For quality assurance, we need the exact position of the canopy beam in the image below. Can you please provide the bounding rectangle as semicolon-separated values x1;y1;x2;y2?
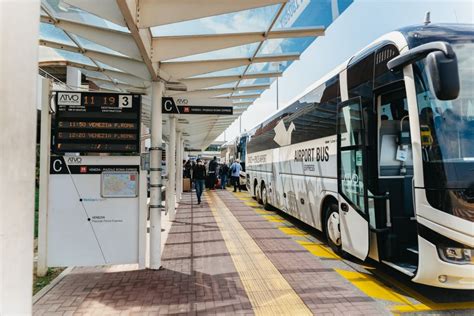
64;0;127;27
137;0;288;28
116;0;159;81
55;18;142;60
152;26;324;62
180;71;281;90
167;83;269;97
160;53;299;79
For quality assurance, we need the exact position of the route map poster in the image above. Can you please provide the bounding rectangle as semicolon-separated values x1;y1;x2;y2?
101;172;138;198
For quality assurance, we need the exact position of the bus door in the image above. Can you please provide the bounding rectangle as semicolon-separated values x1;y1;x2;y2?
337;98;370;260
376;85;417;265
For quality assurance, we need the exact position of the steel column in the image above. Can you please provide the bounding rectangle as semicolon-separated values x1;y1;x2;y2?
176;132;183;202
66;66;81;88
37;78;52;277
138;123;148;269
149;81;164;269
166;116;177;220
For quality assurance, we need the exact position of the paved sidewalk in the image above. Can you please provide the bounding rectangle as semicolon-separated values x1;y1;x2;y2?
33;190;387;315
217;192;386;316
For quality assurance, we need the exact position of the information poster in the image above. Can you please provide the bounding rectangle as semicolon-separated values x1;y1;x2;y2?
47;156;141;266
101;172;138;198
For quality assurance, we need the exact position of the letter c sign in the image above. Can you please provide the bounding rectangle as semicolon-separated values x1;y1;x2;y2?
53;159;63;173
164;100;173;112
50;157;67;174
162;97;178;113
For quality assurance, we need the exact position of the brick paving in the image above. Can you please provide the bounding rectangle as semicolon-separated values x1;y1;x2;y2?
33;190;388;315
218;192;388;316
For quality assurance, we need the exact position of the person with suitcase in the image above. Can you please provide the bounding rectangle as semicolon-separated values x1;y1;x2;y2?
207;156;218;190
219;163;229;190
230;159;242;192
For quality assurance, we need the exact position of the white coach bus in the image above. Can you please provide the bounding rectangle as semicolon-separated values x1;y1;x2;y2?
246;24;473;289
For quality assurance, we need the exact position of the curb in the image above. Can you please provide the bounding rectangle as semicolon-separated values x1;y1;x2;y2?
32;266;74;304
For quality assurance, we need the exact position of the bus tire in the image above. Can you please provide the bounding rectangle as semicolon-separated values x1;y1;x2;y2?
261;184;270;210
324;203;344;256
255;183;262;204
253;181;258;200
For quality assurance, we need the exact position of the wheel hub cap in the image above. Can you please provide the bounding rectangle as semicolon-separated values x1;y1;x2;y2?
327;212;341;246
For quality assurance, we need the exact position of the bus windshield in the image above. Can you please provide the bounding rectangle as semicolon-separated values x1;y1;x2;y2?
415;42;474;189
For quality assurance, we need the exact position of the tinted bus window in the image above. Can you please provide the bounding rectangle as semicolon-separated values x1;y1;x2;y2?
247;76;340;153
291;76;340;143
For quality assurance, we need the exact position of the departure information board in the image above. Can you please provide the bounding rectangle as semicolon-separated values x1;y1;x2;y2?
53;91;141;154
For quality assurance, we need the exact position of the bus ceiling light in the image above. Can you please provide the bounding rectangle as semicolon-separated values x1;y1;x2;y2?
387;41;460;101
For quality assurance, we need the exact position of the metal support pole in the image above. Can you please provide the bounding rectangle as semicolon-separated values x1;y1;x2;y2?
149;81;164;269
176;132;183;202
66;66;81;88
165;142;170;184
276;62;281;111
276;76;279;110
180;136;184;199
37;78;52;277
331;0;340;20
0;1;40;313
166;116;177;220
138;123;148;268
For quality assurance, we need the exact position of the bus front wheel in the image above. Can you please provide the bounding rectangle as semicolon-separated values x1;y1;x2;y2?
324;204;343;256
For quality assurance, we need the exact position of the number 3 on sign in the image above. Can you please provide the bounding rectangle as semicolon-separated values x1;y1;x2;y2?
119;95;132;108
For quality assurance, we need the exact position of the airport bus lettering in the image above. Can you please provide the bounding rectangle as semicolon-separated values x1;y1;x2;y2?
294;146;329;162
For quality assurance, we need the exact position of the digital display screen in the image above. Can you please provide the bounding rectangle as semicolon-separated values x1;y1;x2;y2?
57;121;137;130
53;92;141;154
55;143;138;152
57;132;137;140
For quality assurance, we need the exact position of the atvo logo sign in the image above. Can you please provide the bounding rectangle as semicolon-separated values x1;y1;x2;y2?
57;92;81;106
67;157;82;164
176;98;189;105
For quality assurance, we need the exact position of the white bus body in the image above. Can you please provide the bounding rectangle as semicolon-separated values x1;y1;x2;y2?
246;24;474;289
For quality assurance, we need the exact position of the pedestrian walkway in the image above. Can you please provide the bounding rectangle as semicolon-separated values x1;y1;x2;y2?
33;190;389;315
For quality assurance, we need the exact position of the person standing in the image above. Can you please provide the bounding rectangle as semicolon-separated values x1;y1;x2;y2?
184;160;192;178
219;162;229;190
230;159;242;192
192;159;206;204
208;156;218;190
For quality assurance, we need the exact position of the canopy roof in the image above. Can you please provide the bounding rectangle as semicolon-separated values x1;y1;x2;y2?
39;0;352;149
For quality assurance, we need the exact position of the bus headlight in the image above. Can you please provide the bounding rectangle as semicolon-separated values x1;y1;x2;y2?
437;246;473;264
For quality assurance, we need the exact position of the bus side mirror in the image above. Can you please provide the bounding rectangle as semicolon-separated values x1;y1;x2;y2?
387;41;460;101
426;51;460;101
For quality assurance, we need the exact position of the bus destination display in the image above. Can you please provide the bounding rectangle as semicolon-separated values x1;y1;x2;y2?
53;91;141;154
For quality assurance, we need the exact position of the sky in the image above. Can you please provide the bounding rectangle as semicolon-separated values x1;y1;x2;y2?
216;0;474;143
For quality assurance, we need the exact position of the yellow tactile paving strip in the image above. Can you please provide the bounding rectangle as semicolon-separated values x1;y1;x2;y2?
278;227;309;236
207;191;312;316
297;240;340;259
233;191;474;315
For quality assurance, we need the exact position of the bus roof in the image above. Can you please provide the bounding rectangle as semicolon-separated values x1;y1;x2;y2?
398;23;474;48
244;23;473;140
